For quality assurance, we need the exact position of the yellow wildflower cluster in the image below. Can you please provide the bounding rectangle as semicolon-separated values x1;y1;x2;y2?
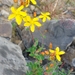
39;12;51;22
8;0;51;32
23;16;41;32
8;5;27;25
41;46;65;61
49;47;65;61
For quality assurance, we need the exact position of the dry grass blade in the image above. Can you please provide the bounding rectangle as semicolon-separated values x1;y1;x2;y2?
52;0;59;13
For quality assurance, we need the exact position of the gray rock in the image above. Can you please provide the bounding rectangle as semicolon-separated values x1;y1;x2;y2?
21;19;75;50
32;19;75;50
0;37;28;75
0;0;22;6
0;2;3;7
1;0;13;6
1;9;9;18
0;20;12;38
72;58;75;67
62;39;75;67
0;12;2;16
30;5;35;11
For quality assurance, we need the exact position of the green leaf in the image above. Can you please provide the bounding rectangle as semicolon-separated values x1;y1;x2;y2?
52;72;57;75
12;22;17;28
26;71;32;75
33;39;38;47
29;53;35;57
25;27;29;31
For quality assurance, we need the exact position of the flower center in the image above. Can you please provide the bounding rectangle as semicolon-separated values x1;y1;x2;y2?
30;20;34;25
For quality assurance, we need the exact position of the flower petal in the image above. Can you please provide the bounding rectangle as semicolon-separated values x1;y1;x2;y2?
56;55;61;61
42;17;46;22
41;12;44;15
25;0;30;7
46;12;50;15
33;17;38;21
26;16;31;21
34;22;41;27
30;25;35;32
24;23;30;26
55;47;60;52
17;5;24;11
31;0;37;5
15;15;22;25
10;6;16;13
39;15;43;18
49;50;54;53
47;16;51;20
23;18;28;22
19;11;27;16
8;14;15;20
59;51;65;55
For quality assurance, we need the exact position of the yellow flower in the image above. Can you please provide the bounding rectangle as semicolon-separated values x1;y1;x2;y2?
23;16;41;32
8;5;27;25
39;12;51;22
25;0;37;7
49;47;65;61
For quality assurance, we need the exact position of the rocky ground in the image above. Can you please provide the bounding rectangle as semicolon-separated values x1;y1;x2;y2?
0;0;75;75
0;37;28;75
0;0;75;42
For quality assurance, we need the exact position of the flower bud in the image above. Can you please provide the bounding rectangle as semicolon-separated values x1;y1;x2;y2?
13;0;18;3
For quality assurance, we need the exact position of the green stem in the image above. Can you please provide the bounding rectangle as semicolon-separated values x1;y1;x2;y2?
30;31;34;43
33;4;42;12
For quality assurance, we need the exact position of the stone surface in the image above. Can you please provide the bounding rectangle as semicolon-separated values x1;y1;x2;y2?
21;19;75;50
0;37;28;75
32;19;75;50
1;9;9;18
1;0;13;6
62;39;75;67
0;2;3;7
0;19;12;38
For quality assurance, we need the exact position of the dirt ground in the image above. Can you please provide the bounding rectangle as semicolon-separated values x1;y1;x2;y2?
39;0;75;19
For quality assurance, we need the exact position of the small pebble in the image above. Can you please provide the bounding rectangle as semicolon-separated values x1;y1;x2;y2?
1;9;9;18
0;2;3;7
0;12;2;16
